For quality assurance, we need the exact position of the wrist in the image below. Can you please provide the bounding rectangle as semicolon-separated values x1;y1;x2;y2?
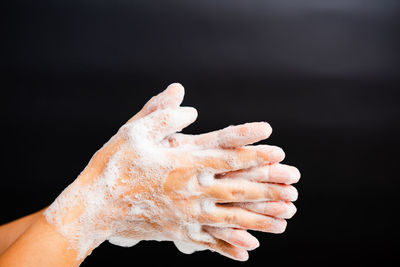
0;215;82;267
44;174;109;260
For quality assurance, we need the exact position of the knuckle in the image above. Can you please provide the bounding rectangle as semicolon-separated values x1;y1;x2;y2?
224;213;238;225
265;185;279;200
230;189;245;200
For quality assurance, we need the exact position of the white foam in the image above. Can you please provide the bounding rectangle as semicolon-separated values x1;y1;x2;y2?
185;223;214;243
108;237;140;247
201;199;216;213
44;106;220;260
174;241;207;254
197;170;215;187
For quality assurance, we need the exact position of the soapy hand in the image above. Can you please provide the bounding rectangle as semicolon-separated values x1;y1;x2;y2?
44;83;300;262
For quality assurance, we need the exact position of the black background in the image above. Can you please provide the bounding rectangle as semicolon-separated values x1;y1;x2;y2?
2;0;400;266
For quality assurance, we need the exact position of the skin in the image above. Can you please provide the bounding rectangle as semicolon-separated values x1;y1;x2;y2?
0;83;300;266
0;209;45;255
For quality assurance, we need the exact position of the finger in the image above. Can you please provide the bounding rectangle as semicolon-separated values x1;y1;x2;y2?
199;239;249;261
204;226;259;250
232;201;297;219
174;238;248;261
136;107;198;141
203;179;298;202
198;205;287;234
128;83;185;122
218;163;301;184
196;145;285;174
167;122;272;148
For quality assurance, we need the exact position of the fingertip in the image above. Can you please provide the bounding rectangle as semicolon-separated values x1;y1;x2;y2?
167;82;185;96
229;230;260;251
180;106;198;121
291;186;298;202
291;166;301;184
244;233;260;251
288;203;298;218
281;186;298;202
275;185;298;202
165;82;185;106
268;146;285;163
169;82;184;88
259;121;272;139
278;202;297;219
141;83;185;117
271;219;287;234
236;249;249;261
242;122;272;141
172;106;198;132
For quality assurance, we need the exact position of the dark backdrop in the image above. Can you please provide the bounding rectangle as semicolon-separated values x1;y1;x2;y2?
2;0;399;266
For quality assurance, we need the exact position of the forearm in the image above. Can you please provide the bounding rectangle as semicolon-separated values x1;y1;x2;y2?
0;209;45;255
0;175;101;266
0;214;87;267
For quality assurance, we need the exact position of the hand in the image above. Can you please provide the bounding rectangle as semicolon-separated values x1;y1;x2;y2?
160;86;300;259
44;83;299;261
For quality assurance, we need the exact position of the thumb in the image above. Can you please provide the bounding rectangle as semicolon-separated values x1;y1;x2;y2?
128;83;185;123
